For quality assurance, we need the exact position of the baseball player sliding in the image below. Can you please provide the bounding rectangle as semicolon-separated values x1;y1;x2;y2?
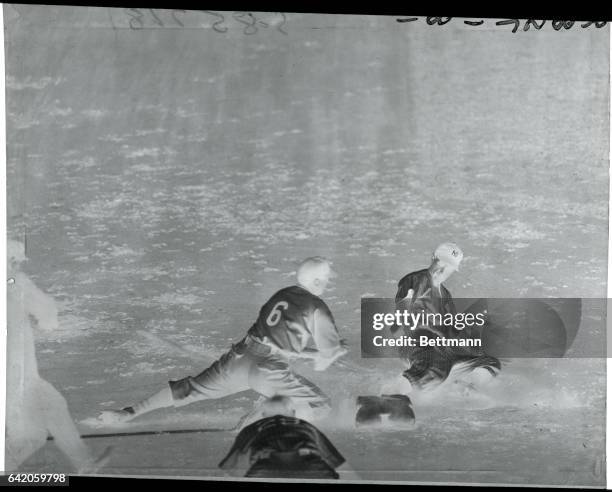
397;243;500;390
100;257;347;424
358;243;501;425
396;242;466;389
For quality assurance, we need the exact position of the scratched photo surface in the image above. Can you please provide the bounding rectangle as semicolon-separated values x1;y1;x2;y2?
4;5;608;486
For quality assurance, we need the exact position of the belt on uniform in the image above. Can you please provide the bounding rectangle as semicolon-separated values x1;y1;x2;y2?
235;335;274;357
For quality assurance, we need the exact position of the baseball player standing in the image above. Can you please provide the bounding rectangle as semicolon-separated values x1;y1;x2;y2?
6;240;110;473
100;257;347;424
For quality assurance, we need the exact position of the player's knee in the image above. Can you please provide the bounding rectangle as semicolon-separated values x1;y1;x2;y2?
168;377;207;406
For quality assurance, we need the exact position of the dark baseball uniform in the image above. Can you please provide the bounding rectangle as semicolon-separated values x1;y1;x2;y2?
168;286;342;418
395;269;499;387
248;285;341;357
395;269;458;386
395;269;457;319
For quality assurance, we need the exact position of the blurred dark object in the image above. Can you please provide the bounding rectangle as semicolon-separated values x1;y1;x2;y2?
355;394;415;427
219;414;345;479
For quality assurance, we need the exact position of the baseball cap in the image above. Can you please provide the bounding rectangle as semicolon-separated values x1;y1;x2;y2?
433;243;463;270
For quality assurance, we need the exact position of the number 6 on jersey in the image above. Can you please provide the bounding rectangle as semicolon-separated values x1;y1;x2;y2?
266;301;289;326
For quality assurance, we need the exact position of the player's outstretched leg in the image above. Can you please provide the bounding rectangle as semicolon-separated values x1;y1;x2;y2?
99;347;251;425
99;386;174;425
249;356;332;422
4;400;48;472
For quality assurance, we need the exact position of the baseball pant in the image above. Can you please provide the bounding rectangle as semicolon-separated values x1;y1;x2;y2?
168;342;331;420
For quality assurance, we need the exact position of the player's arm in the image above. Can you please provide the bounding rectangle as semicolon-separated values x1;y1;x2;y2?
396;275;431;318
310;308;347;371
420;324;447;338
393;276;418;333
395;276;415;307
312;343;348;371
444;286;458;316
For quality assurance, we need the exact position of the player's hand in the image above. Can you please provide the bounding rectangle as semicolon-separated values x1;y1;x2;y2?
313;353;340;371
331;344;348;362
313;346;347;371
313;356;330;371
400;288;414;301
